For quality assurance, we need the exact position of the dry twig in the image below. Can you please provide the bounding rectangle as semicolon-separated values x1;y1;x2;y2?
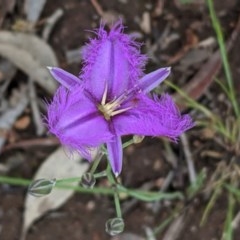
0;85;29;152
42;8;64;41
180;133;196;184
28;78;45;135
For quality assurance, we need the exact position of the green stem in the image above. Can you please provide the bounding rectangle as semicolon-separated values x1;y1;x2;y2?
122;139;135;148
0;175;183;202
90;152;104;174
57;177;81;184
0;176;31;186
223;193;235;240
114;190;122;218
55;183;114;195
106;163;116;184
207;0;240;118
153;211;178;236
94;171;107;179
0;175;114;195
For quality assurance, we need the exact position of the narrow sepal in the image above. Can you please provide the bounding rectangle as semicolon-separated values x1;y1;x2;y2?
47;67;81;90
139;67;171;93
107;136;123;176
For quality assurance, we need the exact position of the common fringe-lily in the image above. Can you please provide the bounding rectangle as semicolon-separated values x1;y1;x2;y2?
46;22;193;176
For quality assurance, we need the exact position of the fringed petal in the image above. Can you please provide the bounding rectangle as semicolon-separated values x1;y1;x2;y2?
46;86;113;159
80;22;147;100
113;94;194;141
139;67;171;93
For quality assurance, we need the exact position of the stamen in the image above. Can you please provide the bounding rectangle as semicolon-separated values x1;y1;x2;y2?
111;107;132;116
98;83;139;120
101;81;108;105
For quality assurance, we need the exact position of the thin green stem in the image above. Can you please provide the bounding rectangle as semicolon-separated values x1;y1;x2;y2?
207;0;240;118
122;139;135;149
106;163;117;184
153;211;178;236
223;193;235;240
201;183;222;226
166;80;236;142
0;176;31;186
57;177;81;184
54;183;114;195
0;175;183;202
94;171;107;179
165;80;216;119
114;190;122;218
0;175;114;195
90;152;103;174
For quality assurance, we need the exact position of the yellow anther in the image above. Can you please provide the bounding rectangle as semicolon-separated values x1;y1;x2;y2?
98;83;132;120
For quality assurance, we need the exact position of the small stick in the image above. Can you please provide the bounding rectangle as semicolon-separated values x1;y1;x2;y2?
90;0;104;16
153;0;165;17
42;8;64;41
232;211;240;230
152;171;175;213
0;85;29;152
28;78;45;135
180;133;196;184
2;137;59;152
162;213;186;240
145;226;157;240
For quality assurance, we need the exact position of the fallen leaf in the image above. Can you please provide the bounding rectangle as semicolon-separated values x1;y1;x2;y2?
0;85;29;150
200;150;222;159
24;0;47;23
179;48;211;68
174;14;240;111
0;31;58;94
167;29;199;65
14;116;30;130
21;147;89;239
140;12;151;34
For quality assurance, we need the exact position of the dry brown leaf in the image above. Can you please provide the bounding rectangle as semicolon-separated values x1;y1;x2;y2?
174;14;240;111
14;116;30;130
0;86;29;150
21;147;89;240
200;150;222;159
0;31;58;94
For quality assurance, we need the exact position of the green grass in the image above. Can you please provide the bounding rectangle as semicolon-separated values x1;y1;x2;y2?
163;1;240;239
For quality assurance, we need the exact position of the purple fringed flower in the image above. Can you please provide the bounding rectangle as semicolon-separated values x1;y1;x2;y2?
46;23;193;176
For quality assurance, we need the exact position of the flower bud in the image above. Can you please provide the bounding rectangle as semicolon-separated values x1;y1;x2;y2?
105;217;125;236
28;178;56;197
133;135;144;144
81;172;96;189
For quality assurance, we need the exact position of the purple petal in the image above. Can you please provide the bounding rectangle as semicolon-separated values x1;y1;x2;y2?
80;23;147;101
139;67;171;93
113;94;193;140
47;86;113;159
48;67;81;90
107;136;123;176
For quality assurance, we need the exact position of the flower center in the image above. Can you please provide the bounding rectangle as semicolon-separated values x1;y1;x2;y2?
98;82;132;121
